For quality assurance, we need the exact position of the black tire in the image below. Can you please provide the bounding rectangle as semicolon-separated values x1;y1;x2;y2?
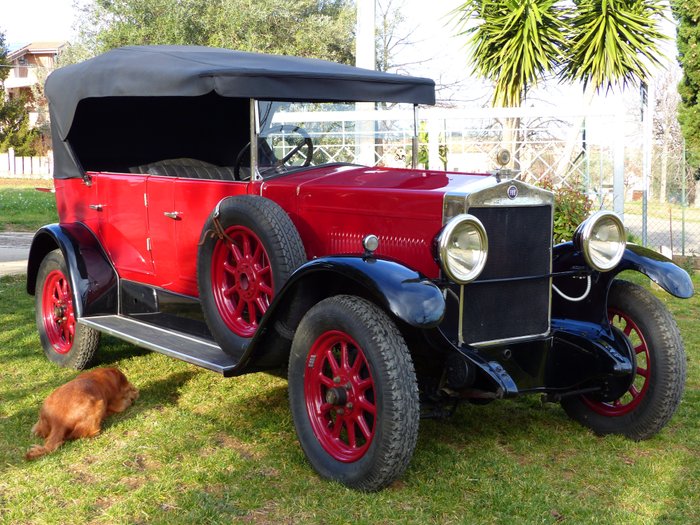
288;295;420;491
561;280;686;440
35;249;100;369
197;196;306;352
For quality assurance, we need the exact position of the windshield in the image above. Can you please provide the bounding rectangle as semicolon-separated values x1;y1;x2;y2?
254;101;418;178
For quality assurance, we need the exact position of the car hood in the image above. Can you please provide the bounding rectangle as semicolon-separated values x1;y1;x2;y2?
260;164;493;217
283;164;489;193
258;165;495;278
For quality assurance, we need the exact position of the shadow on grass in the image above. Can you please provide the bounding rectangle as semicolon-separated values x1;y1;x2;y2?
92;335;152;365
2;369;197;473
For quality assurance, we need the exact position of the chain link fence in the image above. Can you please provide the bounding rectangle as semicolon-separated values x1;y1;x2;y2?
7;104;698;261
287;104;697;261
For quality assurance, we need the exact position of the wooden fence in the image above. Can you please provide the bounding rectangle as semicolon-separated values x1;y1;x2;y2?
0;149;52;178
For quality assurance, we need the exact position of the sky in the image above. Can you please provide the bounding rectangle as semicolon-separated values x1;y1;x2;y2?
0;0;679;111
0;0;468;69
0;0;479;98
0;0;78;46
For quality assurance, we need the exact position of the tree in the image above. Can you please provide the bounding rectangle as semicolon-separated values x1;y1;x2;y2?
0;32;8;85
452;0;667;108
0;31;40;155
672;1;700;173
76;0;355;64
652;69;684;204
375;0;428;74
452;1;667;180
452;0;568;108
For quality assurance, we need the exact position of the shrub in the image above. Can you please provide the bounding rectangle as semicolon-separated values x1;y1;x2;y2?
538;177;592;244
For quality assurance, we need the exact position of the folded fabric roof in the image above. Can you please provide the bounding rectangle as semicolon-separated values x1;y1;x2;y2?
47;45;436;141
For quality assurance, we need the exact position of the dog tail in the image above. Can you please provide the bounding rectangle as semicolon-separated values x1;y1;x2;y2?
25;428;67;460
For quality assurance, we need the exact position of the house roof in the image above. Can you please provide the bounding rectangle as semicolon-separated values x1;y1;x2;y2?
7;42;66;62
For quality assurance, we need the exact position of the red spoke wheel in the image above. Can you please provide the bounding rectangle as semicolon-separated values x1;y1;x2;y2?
35;250;100;368
582;307;650;416
198;196;305;354
304;330;377;462
561;280;686;440
288;295;419;491
211;225;274;338
41;269;76;354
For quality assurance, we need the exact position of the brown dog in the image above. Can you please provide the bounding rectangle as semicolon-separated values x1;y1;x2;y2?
26;368;139;460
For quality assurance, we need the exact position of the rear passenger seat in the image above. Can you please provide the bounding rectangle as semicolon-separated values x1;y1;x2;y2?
129;158;237;180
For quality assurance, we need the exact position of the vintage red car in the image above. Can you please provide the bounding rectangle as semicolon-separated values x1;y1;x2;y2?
28;45;693;490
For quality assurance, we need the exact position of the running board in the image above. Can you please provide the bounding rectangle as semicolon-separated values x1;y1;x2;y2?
79;315;239;375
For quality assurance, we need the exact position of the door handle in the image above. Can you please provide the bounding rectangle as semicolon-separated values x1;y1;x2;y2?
89;204;104;211
164;211;181;220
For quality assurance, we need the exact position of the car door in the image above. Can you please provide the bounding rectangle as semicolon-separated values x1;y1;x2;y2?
146;175;179;289
93;172;154;280
147;176;248;297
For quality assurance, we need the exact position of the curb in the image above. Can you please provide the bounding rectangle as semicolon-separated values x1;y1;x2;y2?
0;261;27;277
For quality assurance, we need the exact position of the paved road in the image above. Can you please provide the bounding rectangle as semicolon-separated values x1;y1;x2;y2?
625;213;700;255
0;232;32;276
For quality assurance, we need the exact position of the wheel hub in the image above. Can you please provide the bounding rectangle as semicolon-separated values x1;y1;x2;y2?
596;325;638;402
303;330;376;462
235;262;258;300
42;269;76;354
325;387;349;406
53;303;65;321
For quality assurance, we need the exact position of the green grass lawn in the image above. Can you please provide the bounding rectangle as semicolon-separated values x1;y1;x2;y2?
1;272;698;524
624;199;700;224
0;181;57;231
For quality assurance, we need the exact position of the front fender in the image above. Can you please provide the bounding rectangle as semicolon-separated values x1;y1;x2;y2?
238;256;446;372
617;244;694;298
27;223;118;318
551;242;693;324
281;256;446;328
553;242;693;298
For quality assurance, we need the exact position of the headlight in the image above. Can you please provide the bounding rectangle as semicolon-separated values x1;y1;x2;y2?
574;211;626;272
437;214;488;284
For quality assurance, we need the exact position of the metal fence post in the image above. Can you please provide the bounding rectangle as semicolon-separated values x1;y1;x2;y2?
428;114;440;170
682;141;687;256
613;109;625;221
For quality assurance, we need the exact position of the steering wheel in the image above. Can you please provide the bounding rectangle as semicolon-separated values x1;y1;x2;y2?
234;125;314;180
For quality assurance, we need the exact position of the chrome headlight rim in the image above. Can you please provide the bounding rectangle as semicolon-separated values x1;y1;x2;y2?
437;214;489;284
575;210;626;272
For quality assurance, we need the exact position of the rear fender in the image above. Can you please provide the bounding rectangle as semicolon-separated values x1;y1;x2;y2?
27;223;118;318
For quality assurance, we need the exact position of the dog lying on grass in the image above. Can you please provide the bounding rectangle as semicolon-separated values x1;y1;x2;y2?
26;368;139;460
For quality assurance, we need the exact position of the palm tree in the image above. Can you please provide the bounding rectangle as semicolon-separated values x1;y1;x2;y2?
453;0;667;107
453;0;667;178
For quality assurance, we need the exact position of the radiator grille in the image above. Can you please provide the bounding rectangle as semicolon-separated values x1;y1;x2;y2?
458;205;552;344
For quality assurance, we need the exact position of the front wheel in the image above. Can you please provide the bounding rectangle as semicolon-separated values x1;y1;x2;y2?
35;249;100;368
288;295;419;491
561;280;686;440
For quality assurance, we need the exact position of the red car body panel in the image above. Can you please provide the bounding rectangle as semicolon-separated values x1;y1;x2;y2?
257;165;489;278
55;165;489;296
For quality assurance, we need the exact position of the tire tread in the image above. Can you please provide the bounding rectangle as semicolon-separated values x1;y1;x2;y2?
561;280;686;440
288;295;419;491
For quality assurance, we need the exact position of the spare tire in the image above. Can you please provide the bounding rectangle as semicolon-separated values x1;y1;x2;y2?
197;196;306;353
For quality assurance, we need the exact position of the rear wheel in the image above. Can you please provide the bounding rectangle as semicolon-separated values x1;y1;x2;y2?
35;249;100;369
561;280;686;440
288;295;419;491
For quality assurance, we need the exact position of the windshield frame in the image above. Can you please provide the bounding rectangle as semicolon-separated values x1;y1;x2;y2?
250;99;420;181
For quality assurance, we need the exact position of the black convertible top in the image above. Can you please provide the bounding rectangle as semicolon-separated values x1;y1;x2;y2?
47;46;435;179
47;45;436;142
